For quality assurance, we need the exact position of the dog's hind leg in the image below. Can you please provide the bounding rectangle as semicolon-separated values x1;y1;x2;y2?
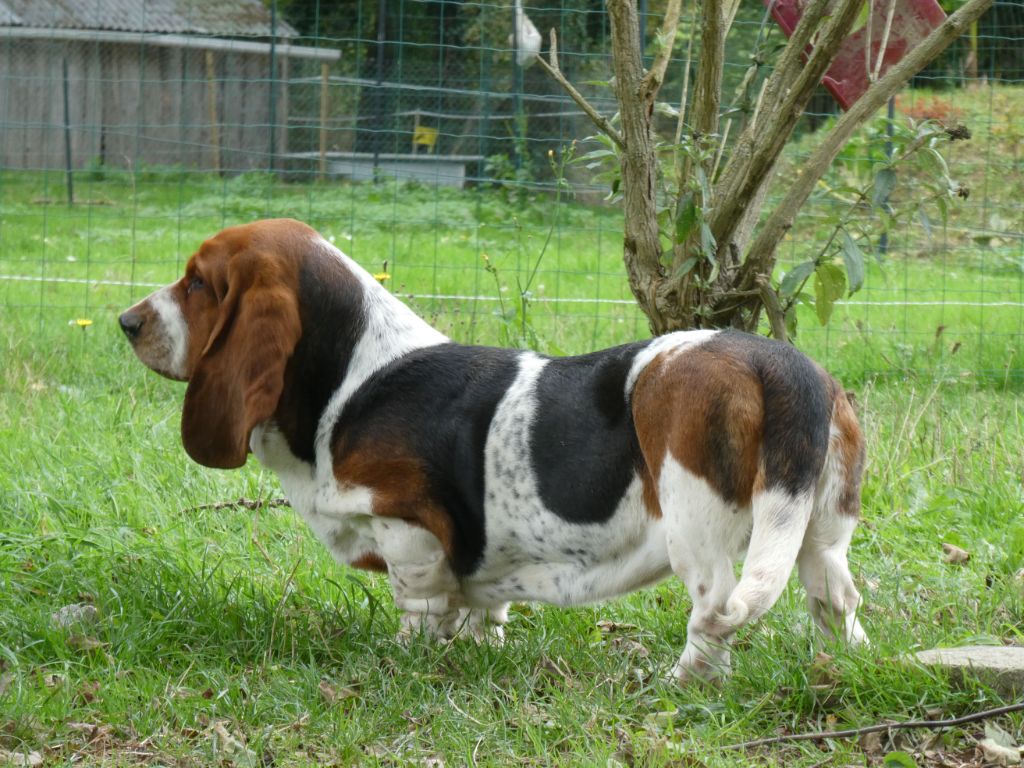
660;458;749;683
449;603;509;644
798;396;868;646
797;512;867;645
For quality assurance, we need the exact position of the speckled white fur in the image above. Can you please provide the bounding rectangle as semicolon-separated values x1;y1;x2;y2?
463;353;672;608
658;456;751;681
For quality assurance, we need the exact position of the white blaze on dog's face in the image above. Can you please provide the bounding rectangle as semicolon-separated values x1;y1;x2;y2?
119;265;219;381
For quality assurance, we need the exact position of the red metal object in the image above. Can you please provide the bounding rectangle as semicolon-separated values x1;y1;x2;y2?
765;0;948;110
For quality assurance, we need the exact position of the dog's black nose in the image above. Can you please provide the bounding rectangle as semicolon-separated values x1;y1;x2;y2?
119;310;143;340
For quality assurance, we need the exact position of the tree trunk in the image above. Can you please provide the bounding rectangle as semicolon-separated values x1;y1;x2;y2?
607;0;677;333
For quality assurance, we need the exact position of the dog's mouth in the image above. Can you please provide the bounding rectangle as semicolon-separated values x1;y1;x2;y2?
119;315;189;382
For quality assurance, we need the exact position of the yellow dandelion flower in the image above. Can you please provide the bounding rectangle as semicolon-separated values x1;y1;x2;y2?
72;318;93;328
373;272;391;283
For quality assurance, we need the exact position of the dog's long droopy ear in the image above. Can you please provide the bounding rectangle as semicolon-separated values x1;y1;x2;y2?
181;249;301;469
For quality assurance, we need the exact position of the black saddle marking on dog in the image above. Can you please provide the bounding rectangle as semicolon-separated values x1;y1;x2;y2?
529;342;651;524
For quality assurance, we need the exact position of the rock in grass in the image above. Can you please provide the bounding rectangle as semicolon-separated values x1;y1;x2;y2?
0;750;43;767
912;645;1024;696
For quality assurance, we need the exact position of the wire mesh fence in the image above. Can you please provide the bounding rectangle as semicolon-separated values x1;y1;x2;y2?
0;0;1021;384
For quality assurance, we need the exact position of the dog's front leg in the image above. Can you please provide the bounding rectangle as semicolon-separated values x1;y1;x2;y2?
371;519;460;640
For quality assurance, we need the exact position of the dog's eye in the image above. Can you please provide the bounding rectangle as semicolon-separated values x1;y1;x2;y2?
187;276;205;295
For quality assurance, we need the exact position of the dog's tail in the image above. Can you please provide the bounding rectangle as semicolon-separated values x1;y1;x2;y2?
714;487;816;632
712;339;833;634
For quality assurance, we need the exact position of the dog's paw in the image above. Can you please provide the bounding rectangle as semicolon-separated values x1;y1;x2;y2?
669;654;730;687
396;610;458;644
447;607;507;645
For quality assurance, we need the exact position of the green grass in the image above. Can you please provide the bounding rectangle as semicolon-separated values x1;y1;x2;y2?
1;84;1023;764
0;320;1022;766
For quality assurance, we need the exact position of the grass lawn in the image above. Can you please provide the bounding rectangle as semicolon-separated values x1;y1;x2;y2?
1;307;1022;766
1;85;1023;765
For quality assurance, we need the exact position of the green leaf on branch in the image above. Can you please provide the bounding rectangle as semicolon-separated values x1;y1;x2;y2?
674;257;698;278
675;193;699;244
923;146;950;178
839;229;866;294
780;261;816;298
872;167;897;208
700;222;717;261
814;262;847;325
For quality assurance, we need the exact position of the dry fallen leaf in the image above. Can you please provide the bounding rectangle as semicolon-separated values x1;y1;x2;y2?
979;739;1022;765
858;730;884;758
67;635;107;652
211;721;259;768
43;673;65;688
77;680;101;704
979;722;1023;766
608;636;650;658
809;651;839;686
319;680;359;705
597;619;639;633
941;543;970;565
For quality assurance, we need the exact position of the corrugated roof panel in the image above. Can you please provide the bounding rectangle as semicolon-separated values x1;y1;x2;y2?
0;0;296;36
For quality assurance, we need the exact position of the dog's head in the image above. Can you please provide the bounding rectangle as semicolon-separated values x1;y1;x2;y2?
119;219;312;469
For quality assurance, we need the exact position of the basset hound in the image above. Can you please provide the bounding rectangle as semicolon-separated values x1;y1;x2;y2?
120;218;868;683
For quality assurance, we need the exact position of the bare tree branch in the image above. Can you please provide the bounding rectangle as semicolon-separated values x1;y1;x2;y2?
756;275;788;342
641;0;683;97
740;0;995;288
691;0;725;140
713;0;830;209
535;29;625;150
607;0;674;331
672;0;697;184
721;701;1024;752
708;0;865;253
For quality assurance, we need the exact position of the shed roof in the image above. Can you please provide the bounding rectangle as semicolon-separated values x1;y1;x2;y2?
0;0;297;37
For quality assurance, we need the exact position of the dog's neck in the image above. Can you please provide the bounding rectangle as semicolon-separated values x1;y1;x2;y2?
269;239;448;466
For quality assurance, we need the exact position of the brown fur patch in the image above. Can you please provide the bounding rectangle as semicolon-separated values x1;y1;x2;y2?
632;346;764;509
831;384;865;517
640;466;663;518
333;444;455;558
351;552;388;572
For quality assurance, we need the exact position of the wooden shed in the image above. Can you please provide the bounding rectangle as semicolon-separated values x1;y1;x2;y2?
0;0;338;172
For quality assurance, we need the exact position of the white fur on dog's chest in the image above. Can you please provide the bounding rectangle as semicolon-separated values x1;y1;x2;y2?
251;424;380;564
